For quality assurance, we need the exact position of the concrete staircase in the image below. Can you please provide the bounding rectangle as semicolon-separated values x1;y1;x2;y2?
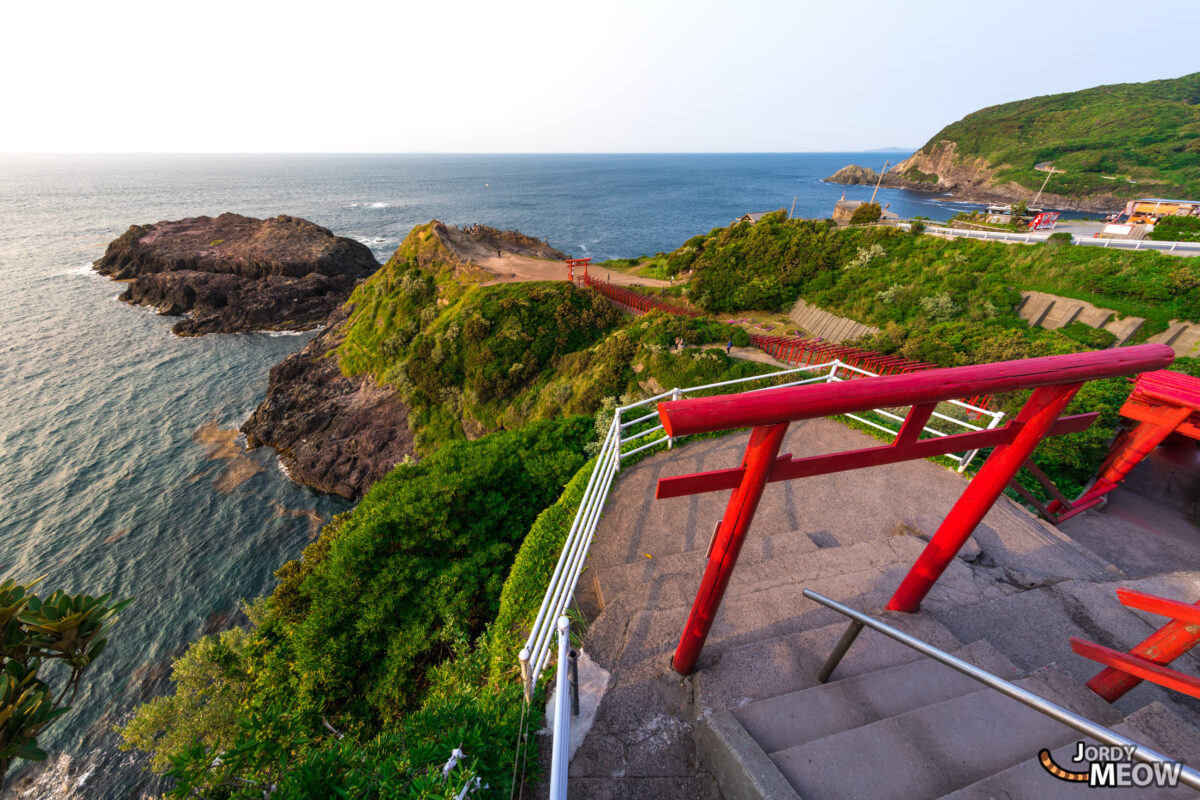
713;643;1200;799
787;298;879;343
562;421;1200;800
1016;290;1146;345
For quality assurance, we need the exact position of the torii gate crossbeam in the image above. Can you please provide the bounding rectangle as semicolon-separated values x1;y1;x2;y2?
653;345;1175;676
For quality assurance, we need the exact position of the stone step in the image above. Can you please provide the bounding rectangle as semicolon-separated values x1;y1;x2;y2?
694;614;965;715
769;665;1118;800
583;523;825;613
588;530;939;616
1019;294;1055;327
1044;300;1085;329
941;701;1200;799
1105;315;1146;345
603;532;1013;673
732;639;1020;754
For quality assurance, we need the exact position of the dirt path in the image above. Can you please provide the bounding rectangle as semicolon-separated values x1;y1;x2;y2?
477;253;671;288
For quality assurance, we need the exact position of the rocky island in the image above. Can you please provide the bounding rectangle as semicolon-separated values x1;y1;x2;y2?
94;213;378;335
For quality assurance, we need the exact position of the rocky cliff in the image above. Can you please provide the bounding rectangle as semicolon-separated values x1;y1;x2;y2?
95;213;378;334
241;304;412;499
826;73;1200;212
240;220;569;499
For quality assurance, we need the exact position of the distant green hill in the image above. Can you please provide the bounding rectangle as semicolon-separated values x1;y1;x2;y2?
829;73;1200;209
928;72;1200;199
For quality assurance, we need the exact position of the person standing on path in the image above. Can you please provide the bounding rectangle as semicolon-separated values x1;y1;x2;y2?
726;339;733;354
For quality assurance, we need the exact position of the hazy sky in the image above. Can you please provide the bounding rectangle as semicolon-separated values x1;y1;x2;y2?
4;0;1198;153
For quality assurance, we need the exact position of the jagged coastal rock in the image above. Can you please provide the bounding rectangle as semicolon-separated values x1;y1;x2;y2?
240;220;570;498
241;305;412;499
94;213;379;335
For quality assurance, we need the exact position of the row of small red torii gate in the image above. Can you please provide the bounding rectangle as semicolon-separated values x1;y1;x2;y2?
565;257;1200;704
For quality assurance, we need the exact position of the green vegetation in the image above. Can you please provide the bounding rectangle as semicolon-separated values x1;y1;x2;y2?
120;208;1200;795
848;203;882;225
918;72;1200;199
121;223;807;797
1150;215;1200;242
1;579;131;788
678;213;1199;329
122;418;592;798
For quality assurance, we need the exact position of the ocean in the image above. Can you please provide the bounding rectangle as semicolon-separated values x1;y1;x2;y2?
0;152;1000;797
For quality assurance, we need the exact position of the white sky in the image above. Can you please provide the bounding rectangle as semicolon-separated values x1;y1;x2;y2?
3;0;1198;153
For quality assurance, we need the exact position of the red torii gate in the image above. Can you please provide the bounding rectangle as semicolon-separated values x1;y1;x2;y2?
565;257;591;283
652;345;1175;675
1036;369;1200;522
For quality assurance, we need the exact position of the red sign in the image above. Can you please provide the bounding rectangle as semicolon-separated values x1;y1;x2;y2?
1029;211;1060;230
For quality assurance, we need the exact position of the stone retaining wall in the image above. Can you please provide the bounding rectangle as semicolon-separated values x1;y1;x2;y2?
788;298;878;343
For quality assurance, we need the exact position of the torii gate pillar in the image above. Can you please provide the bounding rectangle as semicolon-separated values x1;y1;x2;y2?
653;346;1174;676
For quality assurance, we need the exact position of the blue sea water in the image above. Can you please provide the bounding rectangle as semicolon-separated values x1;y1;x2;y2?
0;153;993;797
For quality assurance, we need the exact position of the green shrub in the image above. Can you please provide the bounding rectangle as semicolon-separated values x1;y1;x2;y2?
849;203;883;225
1149;215;1200;242
1059;322;1117;349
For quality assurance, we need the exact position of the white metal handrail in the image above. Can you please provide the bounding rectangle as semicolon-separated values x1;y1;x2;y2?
548;616;571;800
910;222;1200;253
519;359;1005;700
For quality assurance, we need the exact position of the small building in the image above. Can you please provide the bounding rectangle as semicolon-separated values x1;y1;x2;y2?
733;211;776;225
1123;198;1200;225
832;200;899;225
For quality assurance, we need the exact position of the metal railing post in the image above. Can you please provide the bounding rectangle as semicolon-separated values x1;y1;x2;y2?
818;619;864;683
667;388;681;449
568;649;580;716
549;616;572;800
519;648;532;704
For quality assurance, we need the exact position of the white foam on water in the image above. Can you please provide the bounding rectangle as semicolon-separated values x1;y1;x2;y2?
62;262;99;276
265;325;322;337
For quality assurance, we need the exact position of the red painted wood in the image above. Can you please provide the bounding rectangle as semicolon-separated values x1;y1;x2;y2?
655;413;1097;500
673;423;790;676
1116;589;1200;626
1084;590;1200;702
657;346;1173;438
1095;407;1194;489
888;383;1084;612
896;403;937;446
1073;638;1200;701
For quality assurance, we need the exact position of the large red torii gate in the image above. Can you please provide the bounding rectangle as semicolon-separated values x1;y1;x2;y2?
652;344;1175;676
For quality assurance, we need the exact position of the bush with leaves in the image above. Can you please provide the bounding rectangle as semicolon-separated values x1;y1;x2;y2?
848;203;883;225
1;579;131;788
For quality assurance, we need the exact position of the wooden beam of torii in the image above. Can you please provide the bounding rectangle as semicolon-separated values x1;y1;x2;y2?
651;345;1175;676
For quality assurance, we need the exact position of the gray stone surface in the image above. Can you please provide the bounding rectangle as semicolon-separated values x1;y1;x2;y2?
695;710;800;800
769;668;1105;800
555;416;1200;799
732;639;1019;754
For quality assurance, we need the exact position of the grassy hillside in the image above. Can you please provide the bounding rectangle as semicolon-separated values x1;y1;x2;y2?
338;224;766;452
675;212;1200;333
920;72;1200;199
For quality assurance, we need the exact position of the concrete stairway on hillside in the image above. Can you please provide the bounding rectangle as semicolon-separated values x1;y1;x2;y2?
563;422;1200;800
707;641;1200;799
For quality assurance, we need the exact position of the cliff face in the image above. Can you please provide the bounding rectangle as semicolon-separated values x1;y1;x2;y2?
826;72;1200;212
241;305;412;499
95;213;378;334
241;220;572;499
